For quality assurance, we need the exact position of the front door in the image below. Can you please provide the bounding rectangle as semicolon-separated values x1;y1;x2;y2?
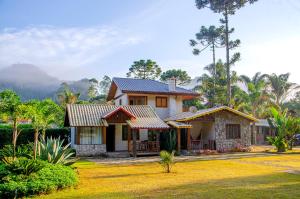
106;125;115;152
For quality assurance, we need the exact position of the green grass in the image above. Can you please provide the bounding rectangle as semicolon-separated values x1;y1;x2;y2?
36;154;300;199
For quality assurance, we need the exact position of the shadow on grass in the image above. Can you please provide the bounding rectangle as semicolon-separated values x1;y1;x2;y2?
54;172;300;199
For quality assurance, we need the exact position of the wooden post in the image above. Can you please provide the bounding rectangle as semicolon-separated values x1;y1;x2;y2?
187;128;191;151
102;126;106;144
76;127;80;145
132;129;137;158
177;128;181;153
128;126;131;152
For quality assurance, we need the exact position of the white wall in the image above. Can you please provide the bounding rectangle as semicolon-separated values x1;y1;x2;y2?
71;127;75;148
114;92;183;119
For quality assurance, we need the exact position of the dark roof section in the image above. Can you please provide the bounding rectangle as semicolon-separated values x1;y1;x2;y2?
107;77;199;100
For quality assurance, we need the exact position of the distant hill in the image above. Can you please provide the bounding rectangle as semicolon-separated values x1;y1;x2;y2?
0;64;61;100
0;64;95;101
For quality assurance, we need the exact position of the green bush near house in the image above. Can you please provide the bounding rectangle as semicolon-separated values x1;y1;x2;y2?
0;162;78;198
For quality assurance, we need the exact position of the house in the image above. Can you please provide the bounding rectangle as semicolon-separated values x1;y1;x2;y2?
65;77;258;156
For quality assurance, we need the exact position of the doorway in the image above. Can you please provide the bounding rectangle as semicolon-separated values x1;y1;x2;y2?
106;125;115;152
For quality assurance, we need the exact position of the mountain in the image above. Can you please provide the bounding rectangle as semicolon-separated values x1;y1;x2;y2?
0;64;97;101
0;64;61;100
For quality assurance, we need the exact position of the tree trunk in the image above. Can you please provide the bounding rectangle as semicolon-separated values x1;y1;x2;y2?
12;120;18;159
212;42;216;107
42;128;46;140
33;129;39;160
224;8;231;106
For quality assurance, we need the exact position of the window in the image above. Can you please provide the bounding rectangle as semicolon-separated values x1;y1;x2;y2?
148;130;158;141
119;99;122;105
79;127;102;144
122;125;139;141
156;97;168;108
129;96;147;105
226;124;241;139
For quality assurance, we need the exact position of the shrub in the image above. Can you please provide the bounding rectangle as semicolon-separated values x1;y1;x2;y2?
159;150;175;173
0;144;33;162
38;137;76;166
5;158;45;176
0;162;78;198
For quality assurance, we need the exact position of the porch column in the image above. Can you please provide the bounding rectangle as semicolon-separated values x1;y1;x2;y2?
177;128;181;153
187;128;191;151
128;126;131;152
102;126;106;144
132;129;137;158
76;127;80;144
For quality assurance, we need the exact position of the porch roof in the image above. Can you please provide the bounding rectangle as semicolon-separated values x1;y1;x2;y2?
165;106;258;122
167;121;192;129
65;104;169;129
127;118;169;129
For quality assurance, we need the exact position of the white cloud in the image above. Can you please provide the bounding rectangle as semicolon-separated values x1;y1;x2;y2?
0;25;144;78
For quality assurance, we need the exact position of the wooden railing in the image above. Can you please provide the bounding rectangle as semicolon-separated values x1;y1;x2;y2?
191;140;216;150
130;141;160;153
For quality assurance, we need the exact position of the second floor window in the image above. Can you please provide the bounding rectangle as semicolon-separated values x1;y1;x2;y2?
129;96;147;105
156;97;168;108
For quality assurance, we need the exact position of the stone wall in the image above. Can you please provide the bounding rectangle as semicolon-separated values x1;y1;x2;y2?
214;111;251;151
74;144;106;156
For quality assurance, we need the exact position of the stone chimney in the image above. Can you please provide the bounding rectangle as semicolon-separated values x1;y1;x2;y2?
168;77;176;92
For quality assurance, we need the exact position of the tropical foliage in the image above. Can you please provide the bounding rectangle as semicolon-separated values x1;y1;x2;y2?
267;108;300;152
195;0;258;104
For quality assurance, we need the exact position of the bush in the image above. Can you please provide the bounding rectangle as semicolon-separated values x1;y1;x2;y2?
0;162;78;198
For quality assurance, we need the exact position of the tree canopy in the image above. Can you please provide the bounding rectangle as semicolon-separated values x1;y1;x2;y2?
160;69;191;86
127;59;162;80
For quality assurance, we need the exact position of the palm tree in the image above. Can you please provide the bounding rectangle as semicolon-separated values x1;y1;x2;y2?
265;73;300;107
239;72;270;117
196;60;240;107
57;83;80;107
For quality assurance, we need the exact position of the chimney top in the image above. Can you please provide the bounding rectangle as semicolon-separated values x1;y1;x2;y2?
168;77;176;91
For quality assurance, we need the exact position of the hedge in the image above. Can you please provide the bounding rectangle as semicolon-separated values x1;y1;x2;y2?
0;127;70;148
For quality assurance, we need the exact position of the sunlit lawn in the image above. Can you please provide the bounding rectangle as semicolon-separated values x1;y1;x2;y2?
36;154;300;199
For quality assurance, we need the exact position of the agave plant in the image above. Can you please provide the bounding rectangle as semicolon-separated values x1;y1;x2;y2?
38;137;76;166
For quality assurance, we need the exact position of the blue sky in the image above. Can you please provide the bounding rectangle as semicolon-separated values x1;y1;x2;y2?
0;0;300;83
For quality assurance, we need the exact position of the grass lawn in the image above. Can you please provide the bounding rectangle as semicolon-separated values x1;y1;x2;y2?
36;154;300;199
